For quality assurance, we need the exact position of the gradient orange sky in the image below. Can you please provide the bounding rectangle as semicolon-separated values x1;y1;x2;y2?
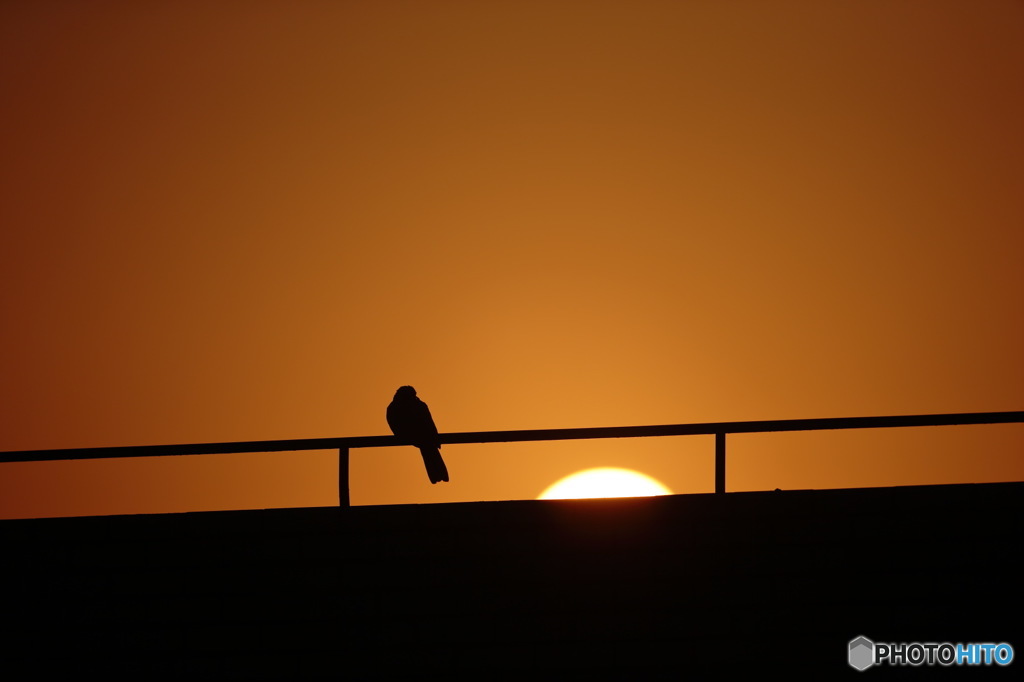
2;1;1022;519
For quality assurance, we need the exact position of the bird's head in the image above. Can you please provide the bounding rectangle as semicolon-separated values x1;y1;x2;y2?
394;385;417;400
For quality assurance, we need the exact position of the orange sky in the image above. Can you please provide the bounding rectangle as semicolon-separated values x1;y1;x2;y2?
2;1;1022;519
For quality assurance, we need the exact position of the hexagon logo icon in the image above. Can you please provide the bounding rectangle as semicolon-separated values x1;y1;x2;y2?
849;636;874;671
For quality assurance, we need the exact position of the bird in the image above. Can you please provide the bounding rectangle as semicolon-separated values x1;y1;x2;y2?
386;385;449;484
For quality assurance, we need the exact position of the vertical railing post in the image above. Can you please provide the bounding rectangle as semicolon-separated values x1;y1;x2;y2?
339;447;350;507
715;433;726;494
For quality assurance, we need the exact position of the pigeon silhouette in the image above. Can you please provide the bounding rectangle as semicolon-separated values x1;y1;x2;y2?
386;386;449;484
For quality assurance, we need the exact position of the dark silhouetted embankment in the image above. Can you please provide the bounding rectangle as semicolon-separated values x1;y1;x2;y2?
4;482;1021;678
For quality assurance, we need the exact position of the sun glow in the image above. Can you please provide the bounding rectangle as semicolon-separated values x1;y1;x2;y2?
537;467;672;500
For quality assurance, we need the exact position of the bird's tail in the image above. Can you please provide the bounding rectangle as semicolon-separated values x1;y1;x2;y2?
418;446;449;484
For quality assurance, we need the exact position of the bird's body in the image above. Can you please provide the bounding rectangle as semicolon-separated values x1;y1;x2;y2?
387;386;449;484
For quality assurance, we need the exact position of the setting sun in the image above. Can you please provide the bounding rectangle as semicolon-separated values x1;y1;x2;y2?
538;468;673;500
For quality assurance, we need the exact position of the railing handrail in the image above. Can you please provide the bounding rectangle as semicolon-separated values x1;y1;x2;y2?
2;410;1021;463
3;410;1022;505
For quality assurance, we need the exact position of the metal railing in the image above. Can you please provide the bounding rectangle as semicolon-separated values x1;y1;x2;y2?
1;410;1021;506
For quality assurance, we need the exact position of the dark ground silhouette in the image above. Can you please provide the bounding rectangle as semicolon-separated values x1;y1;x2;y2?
4;483;1022;677
387;385;449;484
